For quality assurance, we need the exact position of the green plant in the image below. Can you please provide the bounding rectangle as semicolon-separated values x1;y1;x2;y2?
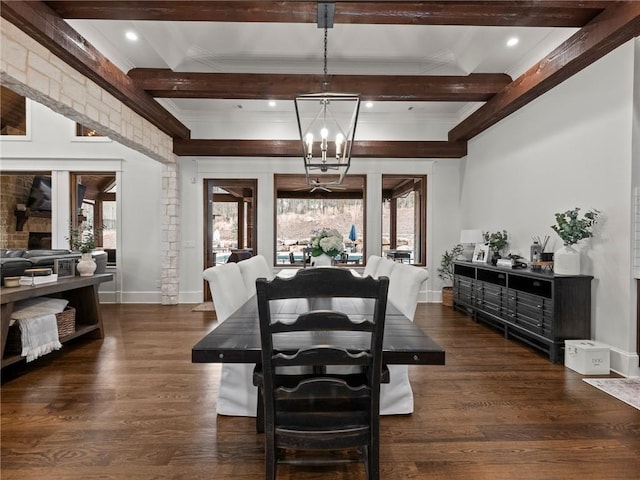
437;244;464;285
68;223;102;253
483;230;508;254
551;208;600;246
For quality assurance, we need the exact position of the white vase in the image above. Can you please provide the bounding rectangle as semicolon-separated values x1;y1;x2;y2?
76;252;97;276
554;245;580;275
312;253;334;267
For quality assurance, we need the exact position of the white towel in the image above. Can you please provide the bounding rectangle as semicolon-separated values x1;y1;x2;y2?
19;314;62;362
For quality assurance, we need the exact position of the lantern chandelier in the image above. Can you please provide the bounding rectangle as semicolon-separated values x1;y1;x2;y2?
294;2;360;188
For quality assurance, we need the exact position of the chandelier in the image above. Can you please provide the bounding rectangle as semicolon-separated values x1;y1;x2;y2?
294;2;360;187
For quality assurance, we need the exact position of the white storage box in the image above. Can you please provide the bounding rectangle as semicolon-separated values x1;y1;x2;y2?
564;340;610;375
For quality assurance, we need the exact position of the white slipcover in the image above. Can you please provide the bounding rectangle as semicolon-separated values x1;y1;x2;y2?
362;255;382;278
203;263;257;417
374;257;396;279
238;255;274;298
381;263;429;415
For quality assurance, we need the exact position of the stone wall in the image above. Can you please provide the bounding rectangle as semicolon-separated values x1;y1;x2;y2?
0;174;51;249
1;18;180;304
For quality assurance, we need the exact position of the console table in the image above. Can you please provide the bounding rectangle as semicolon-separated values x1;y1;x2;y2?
453;261;592;362
1;273;112;368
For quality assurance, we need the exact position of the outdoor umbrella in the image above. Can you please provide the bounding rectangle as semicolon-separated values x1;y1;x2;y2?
349;224;357;242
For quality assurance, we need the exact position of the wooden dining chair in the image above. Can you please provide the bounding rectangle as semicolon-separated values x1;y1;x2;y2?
253;268;389;480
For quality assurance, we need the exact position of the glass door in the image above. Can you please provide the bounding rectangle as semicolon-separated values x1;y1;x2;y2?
204;179;257;301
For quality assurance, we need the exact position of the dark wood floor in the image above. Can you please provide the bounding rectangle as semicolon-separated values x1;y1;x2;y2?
1;303;639;479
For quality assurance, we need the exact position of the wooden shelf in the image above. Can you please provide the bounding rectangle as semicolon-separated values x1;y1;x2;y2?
1;274;113;371
1;324;101;368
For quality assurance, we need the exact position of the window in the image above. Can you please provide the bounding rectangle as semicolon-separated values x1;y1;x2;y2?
382;175;427;265
71;173;117;265
75;123;105;137
1;86;27;136
275;174;365;265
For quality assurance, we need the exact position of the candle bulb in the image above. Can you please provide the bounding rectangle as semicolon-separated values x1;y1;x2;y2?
335;133;344;159
305;133;313;157
320;128;328;152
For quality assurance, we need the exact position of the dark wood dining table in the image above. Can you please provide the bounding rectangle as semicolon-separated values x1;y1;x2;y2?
192;296;446;366
192;295;445;431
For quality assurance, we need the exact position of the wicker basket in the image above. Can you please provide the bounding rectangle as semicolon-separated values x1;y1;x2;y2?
442;286;454;308
6;306;76;353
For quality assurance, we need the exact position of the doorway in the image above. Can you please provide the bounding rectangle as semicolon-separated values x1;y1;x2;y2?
203;179;257;301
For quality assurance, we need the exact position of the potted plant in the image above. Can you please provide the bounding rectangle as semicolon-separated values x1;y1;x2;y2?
437;244;464;307
483;230;508;265
551;207;600;275
68;223;102;276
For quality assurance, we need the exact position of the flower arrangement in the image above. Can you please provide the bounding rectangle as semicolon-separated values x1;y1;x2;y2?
68;223;102;254
310;228;343;258
551;207;600;246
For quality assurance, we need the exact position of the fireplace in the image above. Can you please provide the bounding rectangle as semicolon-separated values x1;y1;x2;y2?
28;232;52;250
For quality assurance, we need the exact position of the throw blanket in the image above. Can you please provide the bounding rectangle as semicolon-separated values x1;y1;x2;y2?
19;314;62;362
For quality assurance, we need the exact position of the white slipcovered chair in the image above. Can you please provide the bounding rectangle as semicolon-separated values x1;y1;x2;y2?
238;254;274;297
362;254;382;278
374;256;396;279
380;262;429;415
203;262;257;417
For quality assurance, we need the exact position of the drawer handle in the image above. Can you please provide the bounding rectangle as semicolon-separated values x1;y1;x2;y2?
537;304;543;308
532;281;541;287
498;274;505;280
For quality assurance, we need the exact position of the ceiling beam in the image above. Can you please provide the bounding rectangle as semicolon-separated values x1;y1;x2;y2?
45;1;609;27
173;139;467;158
128;70;511;102
1;0;190;140
449;1;640;142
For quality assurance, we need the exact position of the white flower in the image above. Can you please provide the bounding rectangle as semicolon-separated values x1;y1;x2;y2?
310;228;344;257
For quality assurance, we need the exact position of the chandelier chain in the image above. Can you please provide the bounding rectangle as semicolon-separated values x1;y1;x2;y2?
323;5;328;76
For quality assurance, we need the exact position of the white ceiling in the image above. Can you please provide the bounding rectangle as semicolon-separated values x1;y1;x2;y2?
66;19;578;139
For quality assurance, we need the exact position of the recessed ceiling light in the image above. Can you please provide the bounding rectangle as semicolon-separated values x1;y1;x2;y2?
268;100;276;107
506;37;519;47
365;101;374;108
125;31;138;42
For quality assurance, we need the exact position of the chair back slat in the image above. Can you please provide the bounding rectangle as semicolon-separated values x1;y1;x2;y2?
273;346;372;367
271;310;373;333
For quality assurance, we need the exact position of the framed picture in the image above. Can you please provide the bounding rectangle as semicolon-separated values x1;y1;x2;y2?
54;258;76;278
472;243;490;263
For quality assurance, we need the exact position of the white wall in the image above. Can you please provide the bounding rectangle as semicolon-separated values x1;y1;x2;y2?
1;101;165;303
177;156;463;304
459;40;638;377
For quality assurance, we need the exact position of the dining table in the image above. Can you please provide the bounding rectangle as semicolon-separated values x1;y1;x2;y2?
192;295;445;367
192;294;445;430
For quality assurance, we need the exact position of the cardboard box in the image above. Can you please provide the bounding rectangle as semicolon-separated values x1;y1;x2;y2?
564;340;610;375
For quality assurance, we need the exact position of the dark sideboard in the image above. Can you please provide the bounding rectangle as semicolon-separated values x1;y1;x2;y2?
453;261;592;363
